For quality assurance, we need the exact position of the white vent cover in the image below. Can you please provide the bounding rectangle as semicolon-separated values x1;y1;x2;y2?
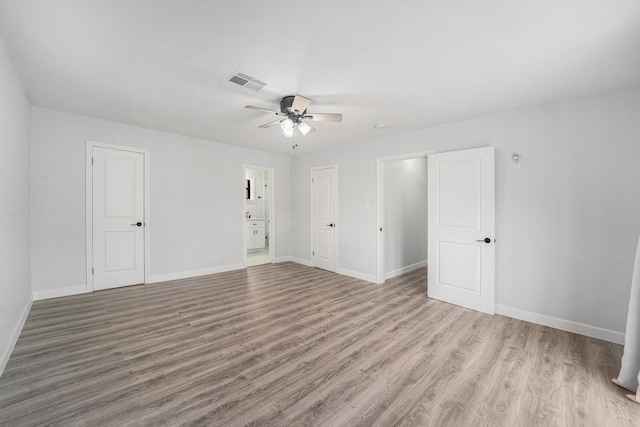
223;71;267;93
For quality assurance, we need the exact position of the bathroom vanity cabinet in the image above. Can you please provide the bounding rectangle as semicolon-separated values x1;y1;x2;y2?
246;219;265;250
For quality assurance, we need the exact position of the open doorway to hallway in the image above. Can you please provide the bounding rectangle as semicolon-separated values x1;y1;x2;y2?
376;151;432;284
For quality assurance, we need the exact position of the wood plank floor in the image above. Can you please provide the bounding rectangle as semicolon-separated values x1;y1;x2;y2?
1;262;639;426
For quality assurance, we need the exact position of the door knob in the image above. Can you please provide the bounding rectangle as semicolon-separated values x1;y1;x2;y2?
131;222;142;227
326;223;334;227
476;237;491;244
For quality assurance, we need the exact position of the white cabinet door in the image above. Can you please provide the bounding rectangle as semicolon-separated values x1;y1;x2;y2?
427;147;495;314
254;226;265;249
246;221;265;250
247;227;256;250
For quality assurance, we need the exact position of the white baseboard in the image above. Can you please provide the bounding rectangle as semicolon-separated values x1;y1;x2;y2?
148;263;246;284
290;257;376;283
495;304;624;345
336;267;378;284
384;260;427;280
291;257;313;267
275;256;293;263
33;264;249;299
33;284;89;301
1;293;33;377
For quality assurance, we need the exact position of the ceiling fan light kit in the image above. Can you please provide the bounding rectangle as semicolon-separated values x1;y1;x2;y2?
297;120;312;136
282;127;294;138
245;95;342;141
280;118;294;130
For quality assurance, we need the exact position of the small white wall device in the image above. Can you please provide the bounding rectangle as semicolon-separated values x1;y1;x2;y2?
512;153;521;168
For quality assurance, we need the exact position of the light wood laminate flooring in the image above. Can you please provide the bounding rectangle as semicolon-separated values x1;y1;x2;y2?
1;263;639;426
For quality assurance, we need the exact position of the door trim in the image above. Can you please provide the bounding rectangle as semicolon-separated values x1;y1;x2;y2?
376;151;433;284
243;165;276;266
85;141;150;292
310;165;338;271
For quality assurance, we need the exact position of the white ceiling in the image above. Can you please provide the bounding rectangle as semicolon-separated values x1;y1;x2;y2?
1;1;639;155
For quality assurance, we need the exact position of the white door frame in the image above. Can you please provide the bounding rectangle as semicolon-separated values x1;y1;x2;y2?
310;165;338;271
243;165;276;265
85;141;150;292
376;150;434;284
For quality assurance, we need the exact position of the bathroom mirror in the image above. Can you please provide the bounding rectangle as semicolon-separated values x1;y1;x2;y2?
246;179;255;200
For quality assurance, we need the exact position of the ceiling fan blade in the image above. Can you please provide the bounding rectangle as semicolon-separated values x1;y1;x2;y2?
305;113;343;122
291;95;312;114
258;119;283;128
245;105;279;114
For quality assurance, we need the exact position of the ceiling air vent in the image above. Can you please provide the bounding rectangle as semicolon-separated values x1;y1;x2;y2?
223;71;267;93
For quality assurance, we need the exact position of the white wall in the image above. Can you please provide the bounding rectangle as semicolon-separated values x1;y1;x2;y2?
31;108;291;294
384;158;428;277
291;85;640;338
0;38;32;374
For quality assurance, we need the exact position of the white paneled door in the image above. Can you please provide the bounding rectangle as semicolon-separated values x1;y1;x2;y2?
312;166;337;272
92;146;145;290
427;147;495;314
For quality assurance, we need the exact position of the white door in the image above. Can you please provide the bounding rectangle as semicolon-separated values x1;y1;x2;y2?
92;147;145;290
427;147;495;314
312;166;337;272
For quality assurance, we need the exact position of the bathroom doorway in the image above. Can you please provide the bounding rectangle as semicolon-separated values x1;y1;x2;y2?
244;166;275;267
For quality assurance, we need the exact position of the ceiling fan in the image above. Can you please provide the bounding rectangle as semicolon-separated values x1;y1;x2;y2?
245;95;342;138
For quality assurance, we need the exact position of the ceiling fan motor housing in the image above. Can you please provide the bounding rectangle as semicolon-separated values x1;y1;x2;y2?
280;95;306;117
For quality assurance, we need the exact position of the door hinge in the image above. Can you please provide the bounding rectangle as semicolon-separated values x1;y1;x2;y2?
91;158;94;165
92;268;94;275
312;178;314;184
312;251;315;256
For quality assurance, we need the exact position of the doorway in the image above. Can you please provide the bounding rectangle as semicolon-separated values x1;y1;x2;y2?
86;141;149;291
376;151;432;284
244;166;275;267
376;147;496;315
